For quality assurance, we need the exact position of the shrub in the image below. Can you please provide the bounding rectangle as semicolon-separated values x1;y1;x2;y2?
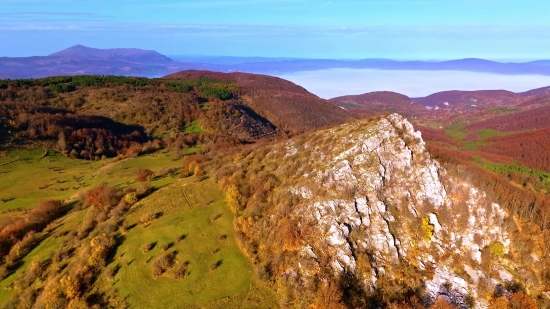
136;183;153;197
489;296;510;309
489;241;505;257
172;262;189;280
140;212;160;227
109;201;129;219
124;193;138;205
84;183;119;210
420;217;435;242
151;252;176;278
509;291;537;309
209;259;223;271
225;185;242;213
33;200;64;222
141;242;155;253
135;168;154;182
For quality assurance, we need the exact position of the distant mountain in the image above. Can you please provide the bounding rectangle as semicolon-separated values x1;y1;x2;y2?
224;57;550;75
50;45;173;62
168;55;301;65
412;90;520;107
3;45;550;79
332;88;541;112
0;45;220;78
330;85;550;130
330;91;422;117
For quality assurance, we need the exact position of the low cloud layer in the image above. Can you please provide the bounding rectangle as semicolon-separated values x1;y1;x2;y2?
277;69;550;98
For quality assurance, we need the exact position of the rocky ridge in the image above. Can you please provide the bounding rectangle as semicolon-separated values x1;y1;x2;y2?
229;114;546;308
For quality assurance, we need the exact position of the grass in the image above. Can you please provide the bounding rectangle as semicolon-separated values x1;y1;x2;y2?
0;148;277;308
0;149;191;213
458;129;506;151
444;123;467;142
0;208;88;304
461;141;489;151
478;129;505;139
475;158;550;188
112;177;277;308
184;120;204;133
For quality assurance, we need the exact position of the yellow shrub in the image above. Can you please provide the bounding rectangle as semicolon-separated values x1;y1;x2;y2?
225;185;241;213
125;193;138;204
420;217;434;242
489;241;505;257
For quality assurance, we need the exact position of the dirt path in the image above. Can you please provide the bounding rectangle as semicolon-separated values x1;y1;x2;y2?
90;158;129;179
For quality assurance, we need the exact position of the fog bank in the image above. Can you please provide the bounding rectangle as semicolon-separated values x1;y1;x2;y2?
277;69;550;98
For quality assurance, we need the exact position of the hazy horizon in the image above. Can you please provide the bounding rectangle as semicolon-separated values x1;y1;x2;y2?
277;69;550;99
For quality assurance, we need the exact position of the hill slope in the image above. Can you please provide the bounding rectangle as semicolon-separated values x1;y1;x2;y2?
218;114;550;308
165;71;356;135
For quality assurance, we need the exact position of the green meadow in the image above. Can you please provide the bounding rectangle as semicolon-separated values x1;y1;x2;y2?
0;149;277;308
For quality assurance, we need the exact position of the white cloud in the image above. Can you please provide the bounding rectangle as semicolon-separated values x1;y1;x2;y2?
277;68;550;98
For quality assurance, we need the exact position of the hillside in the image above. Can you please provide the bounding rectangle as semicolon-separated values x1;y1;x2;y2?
2;72;550;308
412;90;520;108
0;75;276;157
0;73;353;151
216;114;550;308
165;71;356;135
331;86;550;179
1;72;337;308
331;91;423;117
0;73;354;152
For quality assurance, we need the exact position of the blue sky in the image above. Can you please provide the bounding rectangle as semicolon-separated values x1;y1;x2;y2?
1;0;549;59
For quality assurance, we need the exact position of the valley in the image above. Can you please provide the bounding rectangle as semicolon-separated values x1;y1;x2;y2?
0;71;549;308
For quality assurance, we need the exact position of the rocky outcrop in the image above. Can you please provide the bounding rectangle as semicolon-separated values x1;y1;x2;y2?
229;114;545;308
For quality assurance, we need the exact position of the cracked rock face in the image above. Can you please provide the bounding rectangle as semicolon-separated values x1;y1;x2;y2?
235;114;536;309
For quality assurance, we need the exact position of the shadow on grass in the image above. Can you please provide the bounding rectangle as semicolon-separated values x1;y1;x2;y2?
0;197;15;203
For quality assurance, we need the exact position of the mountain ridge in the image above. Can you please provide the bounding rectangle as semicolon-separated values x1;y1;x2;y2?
4;45;550;78
49;45;173;62
219;113;548;308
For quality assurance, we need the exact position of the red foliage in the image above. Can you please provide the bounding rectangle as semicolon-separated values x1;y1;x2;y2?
84;183;119;210
429;144;550;227
0;200;64;258
417;126;461;147
165;71;356;135
135;168;154;182
480;128;550;171
468;105;550;132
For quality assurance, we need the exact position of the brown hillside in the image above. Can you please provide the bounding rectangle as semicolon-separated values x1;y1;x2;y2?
479;128;550;171
330;91;423;117
164;71;356;135
468;104;550;131
331;91;412;106
413;90;520;107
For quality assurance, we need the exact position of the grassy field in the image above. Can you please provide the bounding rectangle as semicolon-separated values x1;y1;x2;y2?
0;148;278;308
444;123;467;141
478;129;505;139
460;141;489;151
112;178;277;308
0;148;195;214
184;120;204;133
